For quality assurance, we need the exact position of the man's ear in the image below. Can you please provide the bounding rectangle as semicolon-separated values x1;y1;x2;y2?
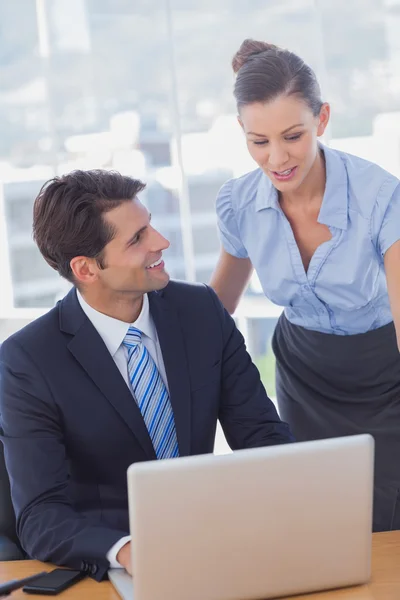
70;256;99;286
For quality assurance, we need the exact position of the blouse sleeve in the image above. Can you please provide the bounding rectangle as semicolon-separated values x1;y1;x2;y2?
375;182;400;258
215;180;249;259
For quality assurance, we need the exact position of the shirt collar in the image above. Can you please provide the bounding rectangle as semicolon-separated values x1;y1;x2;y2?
255;143;349;230
77;291;157;357
317;144;348;230
255;172;279;211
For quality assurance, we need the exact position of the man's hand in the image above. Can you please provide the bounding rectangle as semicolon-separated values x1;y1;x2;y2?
116;541;132;575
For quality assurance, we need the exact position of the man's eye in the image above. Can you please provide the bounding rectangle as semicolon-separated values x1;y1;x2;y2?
130;235;140;245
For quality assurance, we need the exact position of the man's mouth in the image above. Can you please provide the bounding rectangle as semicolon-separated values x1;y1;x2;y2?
146;257;163;269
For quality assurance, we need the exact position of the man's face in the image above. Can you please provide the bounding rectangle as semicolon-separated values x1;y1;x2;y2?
94;198;170;296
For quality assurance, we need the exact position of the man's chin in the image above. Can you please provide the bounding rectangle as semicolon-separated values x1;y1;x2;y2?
148;270;170;291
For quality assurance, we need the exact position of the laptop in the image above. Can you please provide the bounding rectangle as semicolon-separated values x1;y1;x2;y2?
109;434;374;600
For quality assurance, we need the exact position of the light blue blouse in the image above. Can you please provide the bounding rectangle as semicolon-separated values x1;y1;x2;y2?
216;144;400;335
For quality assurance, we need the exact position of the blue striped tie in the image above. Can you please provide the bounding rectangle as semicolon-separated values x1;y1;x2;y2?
123;326;179;459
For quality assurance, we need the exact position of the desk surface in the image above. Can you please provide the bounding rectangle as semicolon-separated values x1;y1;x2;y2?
0;531;399;599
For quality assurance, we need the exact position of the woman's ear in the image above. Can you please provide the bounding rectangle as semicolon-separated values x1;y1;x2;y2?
317;103;330;137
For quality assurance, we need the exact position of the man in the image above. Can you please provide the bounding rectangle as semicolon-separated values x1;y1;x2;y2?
0;170;293;581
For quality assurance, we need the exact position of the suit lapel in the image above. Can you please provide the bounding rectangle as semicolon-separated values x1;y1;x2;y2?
149;291;191;456
59;289;156;459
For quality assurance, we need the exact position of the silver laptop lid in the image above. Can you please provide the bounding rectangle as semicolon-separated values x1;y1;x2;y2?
128;435;373;600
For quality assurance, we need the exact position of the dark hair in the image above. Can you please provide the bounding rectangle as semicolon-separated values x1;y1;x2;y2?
232;39;323;115
33;169;146;283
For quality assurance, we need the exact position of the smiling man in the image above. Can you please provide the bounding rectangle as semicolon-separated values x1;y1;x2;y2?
0;170;293;580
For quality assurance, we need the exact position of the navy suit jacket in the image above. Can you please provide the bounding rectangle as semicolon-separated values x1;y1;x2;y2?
0;281;293;580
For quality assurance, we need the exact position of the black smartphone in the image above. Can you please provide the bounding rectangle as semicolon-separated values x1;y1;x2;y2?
22;568;85;595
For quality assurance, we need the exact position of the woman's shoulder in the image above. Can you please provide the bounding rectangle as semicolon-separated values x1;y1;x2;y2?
335;147;396;177
333;147;399;191
217;167;268;211
328;146;400;216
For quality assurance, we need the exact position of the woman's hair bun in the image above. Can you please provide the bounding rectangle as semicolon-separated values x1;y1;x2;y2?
232;39;278;74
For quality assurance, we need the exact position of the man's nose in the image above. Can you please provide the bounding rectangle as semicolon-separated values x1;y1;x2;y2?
151;228;170;251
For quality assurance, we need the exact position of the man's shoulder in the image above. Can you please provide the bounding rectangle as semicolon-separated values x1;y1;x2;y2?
1;304;61;359
154;280;224;319
152;281;227;344
158;280;215;305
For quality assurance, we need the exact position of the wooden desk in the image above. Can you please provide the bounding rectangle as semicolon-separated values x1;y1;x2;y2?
0;531;399;599
0;560;120;600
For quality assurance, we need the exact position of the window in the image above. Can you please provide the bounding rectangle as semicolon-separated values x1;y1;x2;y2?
1;0;399;401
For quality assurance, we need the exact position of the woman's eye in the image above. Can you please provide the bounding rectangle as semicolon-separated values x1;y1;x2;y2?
253;140;268;146
285;133;302;141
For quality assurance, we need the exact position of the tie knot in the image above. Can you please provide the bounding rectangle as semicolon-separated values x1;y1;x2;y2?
123;326;142;349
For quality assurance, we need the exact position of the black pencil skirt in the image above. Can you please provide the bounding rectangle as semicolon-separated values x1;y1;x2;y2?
272;313;400;532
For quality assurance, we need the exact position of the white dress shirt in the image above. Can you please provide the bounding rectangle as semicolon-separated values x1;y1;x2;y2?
77;291;169;568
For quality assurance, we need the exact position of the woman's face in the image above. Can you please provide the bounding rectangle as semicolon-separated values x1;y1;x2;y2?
239;95;330;193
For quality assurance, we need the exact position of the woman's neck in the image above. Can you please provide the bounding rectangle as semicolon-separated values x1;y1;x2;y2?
280;148;326;209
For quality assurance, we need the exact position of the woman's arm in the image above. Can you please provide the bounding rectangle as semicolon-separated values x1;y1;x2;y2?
210;248;253;315
384;239;400;351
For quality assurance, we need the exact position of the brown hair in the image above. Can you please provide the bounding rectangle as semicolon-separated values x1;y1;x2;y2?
33;169;146;283
232;39;323;115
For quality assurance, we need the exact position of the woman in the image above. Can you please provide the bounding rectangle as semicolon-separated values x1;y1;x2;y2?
210;39;400;532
